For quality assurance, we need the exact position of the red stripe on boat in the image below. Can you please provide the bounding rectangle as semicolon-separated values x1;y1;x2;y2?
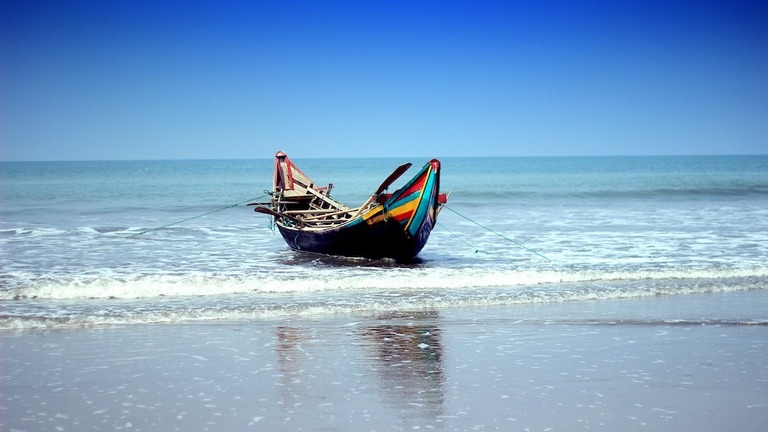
397;178;426;198
392;211;414;223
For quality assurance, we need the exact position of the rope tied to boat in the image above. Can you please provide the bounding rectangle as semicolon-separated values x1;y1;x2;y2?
437;221;480;254
442;205;551;261
126;194;270;238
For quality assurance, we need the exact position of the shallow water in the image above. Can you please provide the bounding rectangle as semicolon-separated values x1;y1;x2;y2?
1;156;767;329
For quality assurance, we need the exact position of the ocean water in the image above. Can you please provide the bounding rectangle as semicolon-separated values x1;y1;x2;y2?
1;155;767;329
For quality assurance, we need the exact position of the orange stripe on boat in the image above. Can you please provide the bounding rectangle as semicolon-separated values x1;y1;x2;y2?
389;200;418;221
362;198;420;226
392;211;414;223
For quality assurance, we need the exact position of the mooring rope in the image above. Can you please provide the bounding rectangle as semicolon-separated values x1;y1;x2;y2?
125;194;269;239
442;205;551;261
437;221;481;254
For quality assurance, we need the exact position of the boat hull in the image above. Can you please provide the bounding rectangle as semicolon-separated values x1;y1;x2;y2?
267;155;444;261
276;214;435;261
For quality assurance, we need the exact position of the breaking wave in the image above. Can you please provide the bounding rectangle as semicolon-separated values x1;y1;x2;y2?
2;266;767;301
2;266;766;330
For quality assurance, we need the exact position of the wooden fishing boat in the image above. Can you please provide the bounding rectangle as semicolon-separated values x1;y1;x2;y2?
252;151;448;261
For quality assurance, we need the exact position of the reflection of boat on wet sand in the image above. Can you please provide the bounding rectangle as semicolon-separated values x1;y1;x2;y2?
362;312;445;414
273;312;445;419
251;151;448;261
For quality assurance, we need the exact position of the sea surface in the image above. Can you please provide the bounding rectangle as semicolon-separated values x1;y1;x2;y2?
1;155;767;329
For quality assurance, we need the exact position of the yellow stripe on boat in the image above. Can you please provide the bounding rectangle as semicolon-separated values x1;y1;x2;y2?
362;198;420;226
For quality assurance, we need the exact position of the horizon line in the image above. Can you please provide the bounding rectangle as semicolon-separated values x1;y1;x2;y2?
2;153;768;163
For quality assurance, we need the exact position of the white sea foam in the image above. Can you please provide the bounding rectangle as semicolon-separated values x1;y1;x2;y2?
3;266;766;301
0;227;69;237
3;282;767;330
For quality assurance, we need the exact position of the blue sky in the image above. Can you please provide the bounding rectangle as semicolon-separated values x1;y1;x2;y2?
2;0;767;160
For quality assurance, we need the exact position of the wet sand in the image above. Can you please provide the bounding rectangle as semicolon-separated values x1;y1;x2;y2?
2;290;767;431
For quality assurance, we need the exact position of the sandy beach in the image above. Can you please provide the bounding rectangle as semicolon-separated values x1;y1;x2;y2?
2;289;767;432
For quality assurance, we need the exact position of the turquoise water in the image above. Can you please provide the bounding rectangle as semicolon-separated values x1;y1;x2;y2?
1;155;767;328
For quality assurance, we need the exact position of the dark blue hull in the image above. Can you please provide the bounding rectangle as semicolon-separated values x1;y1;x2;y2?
277;215;435;261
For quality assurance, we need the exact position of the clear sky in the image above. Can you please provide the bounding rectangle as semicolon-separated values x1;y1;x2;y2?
2;0;767;160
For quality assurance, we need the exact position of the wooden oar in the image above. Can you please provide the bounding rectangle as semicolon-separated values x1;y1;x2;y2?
253;206;304;226
375;163;412;195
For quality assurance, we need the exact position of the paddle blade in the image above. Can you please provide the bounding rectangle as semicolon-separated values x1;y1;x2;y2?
375;163;412;195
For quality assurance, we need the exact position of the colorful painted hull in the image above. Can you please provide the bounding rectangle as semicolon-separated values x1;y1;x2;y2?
270;157;445;261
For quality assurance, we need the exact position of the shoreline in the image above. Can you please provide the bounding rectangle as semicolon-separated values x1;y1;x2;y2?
2;290;767;431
